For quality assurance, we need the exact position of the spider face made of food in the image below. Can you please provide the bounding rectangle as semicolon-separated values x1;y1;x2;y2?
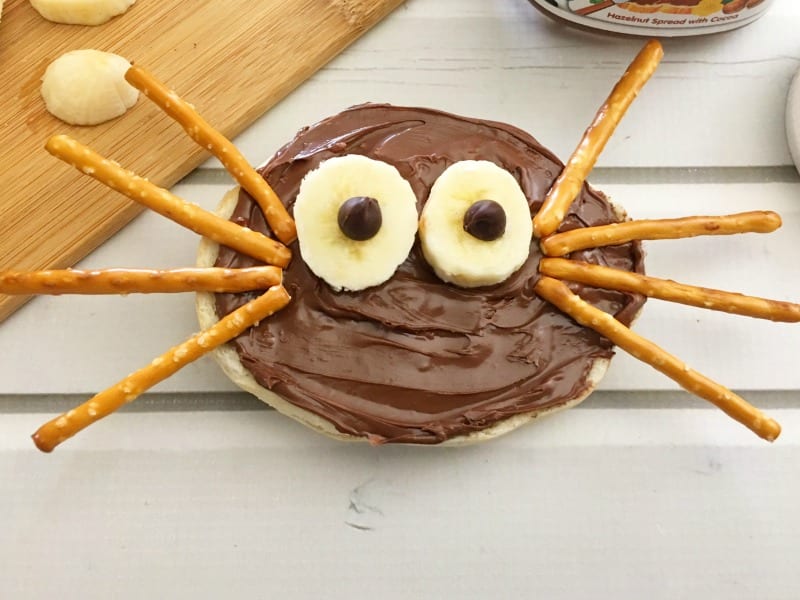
28;40;790;452
200;104;645;445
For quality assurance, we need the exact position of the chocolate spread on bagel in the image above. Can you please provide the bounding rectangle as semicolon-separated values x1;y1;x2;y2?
212;104;645;444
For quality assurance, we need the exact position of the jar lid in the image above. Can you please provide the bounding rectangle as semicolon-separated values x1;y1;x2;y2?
788;68;800;176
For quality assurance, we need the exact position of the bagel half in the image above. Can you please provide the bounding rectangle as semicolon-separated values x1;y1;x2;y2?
196;105;645;445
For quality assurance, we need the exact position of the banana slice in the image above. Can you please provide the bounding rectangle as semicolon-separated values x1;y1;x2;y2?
29;0;135;25
41;50;139;126
294;155;419;292
419;160;532;288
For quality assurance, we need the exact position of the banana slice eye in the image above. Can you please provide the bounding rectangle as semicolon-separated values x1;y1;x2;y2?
419;160;532;288
294;155;419;292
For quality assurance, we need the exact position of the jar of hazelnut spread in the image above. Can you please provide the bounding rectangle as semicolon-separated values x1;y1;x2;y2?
529;0;774;37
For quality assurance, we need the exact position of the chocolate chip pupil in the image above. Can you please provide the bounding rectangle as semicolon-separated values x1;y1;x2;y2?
338;196;382;241
463;199;506;241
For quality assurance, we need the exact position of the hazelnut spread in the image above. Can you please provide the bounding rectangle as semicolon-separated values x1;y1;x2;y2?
529;0;773;37
213;104;645;444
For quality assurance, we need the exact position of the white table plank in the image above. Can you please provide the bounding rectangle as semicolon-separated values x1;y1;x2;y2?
1;409;797;599
210;0;800;171
0;180;796;395
601;181;800;391
2;2;800;597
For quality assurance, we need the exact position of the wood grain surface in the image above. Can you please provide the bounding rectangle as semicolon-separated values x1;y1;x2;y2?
0;0;404;322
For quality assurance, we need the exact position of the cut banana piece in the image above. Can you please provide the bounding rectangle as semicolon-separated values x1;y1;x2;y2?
29;0;135;26
41;50;139;126
419;160;532;288
294;155;419;292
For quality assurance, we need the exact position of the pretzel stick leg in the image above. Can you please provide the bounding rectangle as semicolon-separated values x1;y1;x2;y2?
125;66;296;245
540;211;782;256
31;284;291;453
0;267;281;295
539;258;800;322
45;135;291;268
533;40;663;239
534;276;781;442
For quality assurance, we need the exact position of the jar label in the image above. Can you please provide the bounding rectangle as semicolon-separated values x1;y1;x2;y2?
531;0;772;34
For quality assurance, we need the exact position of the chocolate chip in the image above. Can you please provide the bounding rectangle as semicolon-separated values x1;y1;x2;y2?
463;199;506;241
338;196;382;241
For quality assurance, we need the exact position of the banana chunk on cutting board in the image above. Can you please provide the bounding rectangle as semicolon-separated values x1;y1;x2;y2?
30;0;135;26
41;50;139;126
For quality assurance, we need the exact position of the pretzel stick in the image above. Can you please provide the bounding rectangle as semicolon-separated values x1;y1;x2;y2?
534;276;781;442
540;211;782;256
540;258;800;322
125;66;296;244
533;40;663;238
0;267;281;295
32;284;291;453
45;135;291;268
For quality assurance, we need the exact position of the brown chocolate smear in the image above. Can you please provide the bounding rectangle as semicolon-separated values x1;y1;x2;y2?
214;104;645;444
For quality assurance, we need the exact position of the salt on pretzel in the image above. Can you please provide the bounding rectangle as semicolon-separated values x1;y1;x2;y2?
32;284;291;452
540;211;782;257
45;135;291;268
540;258;800;322
532;40;663;239
125;66;297;245
0;266;281;295
534;276;782;442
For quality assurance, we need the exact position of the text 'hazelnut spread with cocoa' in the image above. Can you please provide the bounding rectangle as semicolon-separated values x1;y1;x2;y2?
529;0;773;37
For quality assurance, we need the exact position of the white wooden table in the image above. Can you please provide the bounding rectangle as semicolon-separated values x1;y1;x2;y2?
2;1;799;597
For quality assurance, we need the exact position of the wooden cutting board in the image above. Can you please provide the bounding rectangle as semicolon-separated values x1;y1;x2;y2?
0;0;404;322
